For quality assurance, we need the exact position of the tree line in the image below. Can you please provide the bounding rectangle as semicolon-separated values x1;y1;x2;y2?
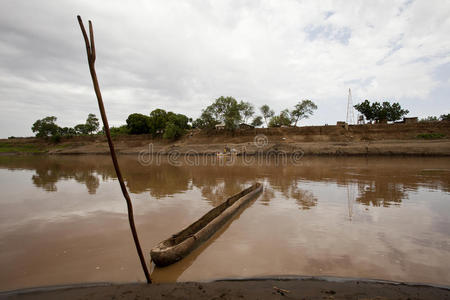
32;114;100;142
419;114;450;122
31;96;318;140
33;95;433;141
31;109;191;141
354;100;449;123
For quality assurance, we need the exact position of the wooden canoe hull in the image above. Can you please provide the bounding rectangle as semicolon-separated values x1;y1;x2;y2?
150;183;263;267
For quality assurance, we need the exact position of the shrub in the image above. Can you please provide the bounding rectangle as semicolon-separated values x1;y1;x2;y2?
417;133;445;139
163;122;183;140
110;125;130;137
419;116;438;122
51;134;62;143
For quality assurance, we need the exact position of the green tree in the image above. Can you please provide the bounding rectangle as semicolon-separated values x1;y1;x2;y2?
163;112;190;140
239;101;255;123
380;102;409;122
32;116;59;138
353;100;375;122
290;99;317;127
167;112;190;130
192;111;218;129
73;113;100;135
269;109;291;127
74;124;88;135
354;100;408;122
224;102;242;129
143;109;190;139
204;96;242;130
85;113;100;134
440;114;450;121
260;104;275;127
163;122;183;140
126;113;150;134
58;127;77;137
148;109;168;136
251;116;263;127
110;125;130;137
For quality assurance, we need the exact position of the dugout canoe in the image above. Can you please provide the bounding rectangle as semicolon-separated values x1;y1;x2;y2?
150;182;263;267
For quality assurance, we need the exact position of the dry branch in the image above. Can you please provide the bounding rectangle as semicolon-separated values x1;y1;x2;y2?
77;15;151;284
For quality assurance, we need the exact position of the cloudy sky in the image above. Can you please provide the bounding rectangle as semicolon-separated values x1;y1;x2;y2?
1;0;449;138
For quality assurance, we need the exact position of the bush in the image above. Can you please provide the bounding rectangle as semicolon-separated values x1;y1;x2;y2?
110;125;130;137
74;124;88;135
417;133;445;139
269;109;291;127
51;134;62;143
419;116;438;122
192;111;218;129
163;122;184;140
58;127;76;137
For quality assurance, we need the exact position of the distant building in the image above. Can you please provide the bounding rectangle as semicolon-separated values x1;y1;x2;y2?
215;123;225;130
239;123;255;130
403;117;418;124
337;121;349;131
357;115;365;124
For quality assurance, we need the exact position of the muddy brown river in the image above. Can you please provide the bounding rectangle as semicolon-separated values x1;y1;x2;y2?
0;155;449;291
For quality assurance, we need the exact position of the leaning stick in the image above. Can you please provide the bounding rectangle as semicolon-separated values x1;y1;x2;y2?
77;15;151;284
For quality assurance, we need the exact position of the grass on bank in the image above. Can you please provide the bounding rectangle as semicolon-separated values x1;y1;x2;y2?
0;142;46;153
416;133;446;139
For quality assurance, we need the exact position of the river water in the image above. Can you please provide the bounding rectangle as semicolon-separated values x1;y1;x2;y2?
0;155;449;290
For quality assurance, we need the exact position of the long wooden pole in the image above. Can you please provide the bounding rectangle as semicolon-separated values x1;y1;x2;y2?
77;15;151;284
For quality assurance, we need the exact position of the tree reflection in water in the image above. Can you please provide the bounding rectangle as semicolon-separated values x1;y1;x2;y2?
1;156;449;210
31;167;100;194
292;188;318;210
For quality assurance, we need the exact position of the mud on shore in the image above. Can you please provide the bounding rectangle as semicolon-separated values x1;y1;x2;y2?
2;277;449;300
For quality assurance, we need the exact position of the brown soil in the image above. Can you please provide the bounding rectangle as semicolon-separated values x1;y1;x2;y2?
2;122;450;156
2;278;449;300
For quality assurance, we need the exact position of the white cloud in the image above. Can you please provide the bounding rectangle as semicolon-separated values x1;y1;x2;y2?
0;0;449;137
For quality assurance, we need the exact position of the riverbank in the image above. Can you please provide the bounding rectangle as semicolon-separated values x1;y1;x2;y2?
2;277;449;299
3;139;450;156
2;122;450;156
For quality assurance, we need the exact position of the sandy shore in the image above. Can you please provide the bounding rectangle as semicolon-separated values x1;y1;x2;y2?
2;277;449;300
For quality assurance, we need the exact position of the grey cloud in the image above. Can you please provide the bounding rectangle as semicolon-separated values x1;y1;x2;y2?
0;0;449;138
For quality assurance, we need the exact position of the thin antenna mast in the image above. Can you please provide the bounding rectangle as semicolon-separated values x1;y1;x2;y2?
346;88;355;125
